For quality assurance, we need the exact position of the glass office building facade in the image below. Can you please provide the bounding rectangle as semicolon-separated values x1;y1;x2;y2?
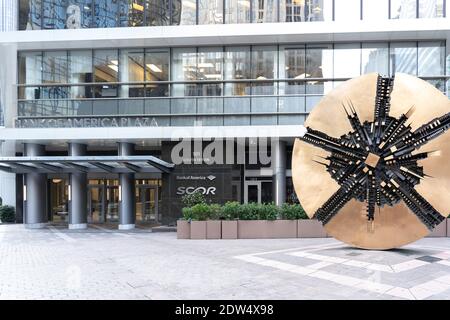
1;0;449;228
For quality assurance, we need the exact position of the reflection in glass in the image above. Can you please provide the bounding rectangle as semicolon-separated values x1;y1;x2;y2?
361;43;389;76
333;43;361;78
418;42;445;76
390;0;417;19
146;0;171;25
198;47;223;96
279;46;306;95
93;50;118;97
281;0;331;22
334;0;360;21
42;51;68;84
252;0;278;23
306;44;333;78
419;0;444;18
172;48;198;96
145;49;170;96
198;0;224;24
120;49;145;97
18;52;43;85
251;46;277;95
390;42;417;75
127;0;144;26
224;46;251;95
362;0;388;20
95;0;119;28
172;0;197;25
225;0;251;23
19;0;42;30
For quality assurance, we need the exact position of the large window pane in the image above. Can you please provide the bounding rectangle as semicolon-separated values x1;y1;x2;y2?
19;0;42;30
145;49;169;96
280;0;332;22
225;0;251;23
198;0;224;24
306;44;333;78
127;0;145;26
418;0;444;18
334;0;360;21
93;50;118;97
224;46;251;95
390;0;417;19
251;46;277;95
42;51;68;84
363;0;388;20
252;0;278;23
172;0;197;25
197;47;223;96
279;46;306;95
333;43;361;78
418;42;445;76
361;43;389;76
95;0;119;27
69;50;93;99
120;49;145;97
42;0;67;29
172;48;198;96
146;0;171;25
390;42;417;76
18;52;42;85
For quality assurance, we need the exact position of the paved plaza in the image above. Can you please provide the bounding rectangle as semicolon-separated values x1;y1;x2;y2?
0;224;450;300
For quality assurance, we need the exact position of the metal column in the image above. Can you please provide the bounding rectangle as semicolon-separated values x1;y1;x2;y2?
24;143;47;228
68;143;87;229
272;140;286;206
118;142;135;230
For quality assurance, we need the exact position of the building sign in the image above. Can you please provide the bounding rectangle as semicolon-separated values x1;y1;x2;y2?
15;117;160;128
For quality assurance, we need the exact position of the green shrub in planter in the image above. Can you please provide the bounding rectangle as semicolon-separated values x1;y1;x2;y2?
181;191;206;208
190;203;210;221
239;202;259;220
0;205;15;223
222;201;240;220
182;207;194;221
208;204;222;220
280;203;307;220
258;203;279;220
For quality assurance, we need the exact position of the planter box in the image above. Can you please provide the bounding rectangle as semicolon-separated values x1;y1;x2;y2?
222;220;238;239
206;220;222;239
297;219;327;238
190;221;207;239
176;220;190;239
447;219;450;237
237;220;297;239
428;219;447;237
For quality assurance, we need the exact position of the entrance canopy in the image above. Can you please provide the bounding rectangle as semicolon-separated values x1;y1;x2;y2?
0;156;174;174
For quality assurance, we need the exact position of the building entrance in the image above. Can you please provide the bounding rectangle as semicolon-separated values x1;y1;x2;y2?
136;185;159;222
244;180;272;204
87;182;119;223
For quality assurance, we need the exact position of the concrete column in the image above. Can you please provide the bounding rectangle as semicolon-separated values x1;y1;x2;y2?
118;142;135;230
272;139;286;206
24;143;48;228
68;143;87;229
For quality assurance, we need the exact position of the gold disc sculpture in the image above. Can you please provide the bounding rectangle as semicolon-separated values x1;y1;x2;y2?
292;73;450;250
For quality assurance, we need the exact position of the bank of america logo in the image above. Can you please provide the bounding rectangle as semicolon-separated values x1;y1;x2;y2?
207;175;216;181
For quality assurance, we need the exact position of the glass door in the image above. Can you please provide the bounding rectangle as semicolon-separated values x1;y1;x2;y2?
88;185;105;223
244;181;261;203
106;185;119;222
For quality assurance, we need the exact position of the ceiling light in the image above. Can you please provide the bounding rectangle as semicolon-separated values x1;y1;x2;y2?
205;74;222;79
198;62;215;68
256;76;267;80
110;60;118;65
132;3;144;11
183;0;196;9
108;64;118;72
294;73;310;79
146;63;162;73
52;178;62;184
238;0;251;8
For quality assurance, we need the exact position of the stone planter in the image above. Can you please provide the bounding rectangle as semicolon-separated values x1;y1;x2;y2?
176;220;190;239
428;219;447;237
237;220;297;239
221;220;238;239
206;220;221;239
266;220;297;238
190;221;207;239
238;220;268;239
297;219;327;238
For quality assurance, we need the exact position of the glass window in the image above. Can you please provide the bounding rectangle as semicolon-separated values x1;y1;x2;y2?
42;0;67;29
95;0;119;27
198;0;224;24
362;0;388;20
128;0;145;26
18;52;43;85
146;0;171;25
67;0;93;28
251;46;277;95
19;0;42;30
145;49;170;96
224;46;252;95
334;0;360;21
42;51;68;84
279;46;306;95
120;49;145;97
333;43;361;78
418;41;445;76
172;0;197;25
390;42;417;76
171;48;198;96
418;0;444;18
306;44;333;78
252;0;278;23
225;0;251;23
361;43;389;76
280;0;332;22
69;50;93;83
93;50;118;97
197;47;223;96
390;0;417;19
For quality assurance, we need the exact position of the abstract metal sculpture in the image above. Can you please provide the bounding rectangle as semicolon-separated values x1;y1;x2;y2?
292;73;450;249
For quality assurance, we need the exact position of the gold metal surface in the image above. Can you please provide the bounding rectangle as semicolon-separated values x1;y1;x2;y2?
292;73;450;249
